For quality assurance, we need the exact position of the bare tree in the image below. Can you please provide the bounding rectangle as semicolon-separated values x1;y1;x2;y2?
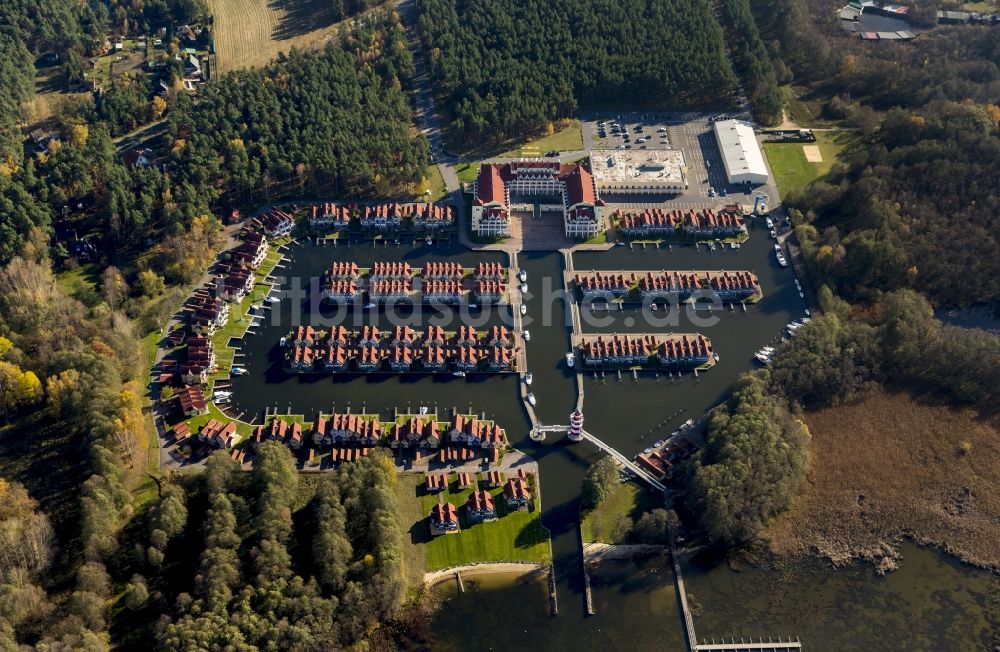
113;429;139;469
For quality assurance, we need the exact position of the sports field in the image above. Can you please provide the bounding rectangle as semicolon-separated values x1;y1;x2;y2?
209;0;356;73
764;131;853;199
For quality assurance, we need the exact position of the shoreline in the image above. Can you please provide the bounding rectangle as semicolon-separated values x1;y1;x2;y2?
424;562;544;587
583;542;669;562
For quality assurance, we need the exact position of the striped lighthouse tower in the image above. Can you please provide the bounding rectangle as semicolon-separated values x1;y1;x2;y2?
568;409;584;442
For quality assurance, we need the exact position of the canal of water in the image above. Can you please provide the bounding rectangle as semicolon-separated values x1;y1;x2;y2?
227;231;998;649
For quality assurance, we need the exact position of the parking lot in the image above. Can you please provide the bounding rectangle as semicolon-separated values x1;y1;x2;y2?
581;112;775;210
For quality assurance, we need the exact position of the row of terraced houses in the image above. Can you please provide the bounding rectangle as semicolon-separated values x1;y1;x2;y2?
574;270;762;302
578;333;715;368
322;261;509;305
283;324;516;373
614;206;747;239
308;202;455;233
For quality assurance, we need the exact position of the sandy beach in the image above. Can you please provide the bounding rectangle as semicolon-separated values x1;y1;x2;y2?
424;562;545;587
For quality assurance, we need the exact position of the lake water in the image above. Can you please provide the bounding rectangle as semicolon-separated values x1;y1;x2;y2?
227;231;996;648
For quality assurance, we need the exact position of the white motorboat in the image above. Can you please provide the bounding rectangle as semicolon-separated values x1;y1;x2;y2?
520;283;528;293
452;371;466;377
267;295;281;303
526;393;536;406
520;304;527;316
518;270;527;282
364;303;377;309
754;352;772;364
213;390;232;398
774;243;782;254
566;352;575;368
468;303;479;310
279;336;287;346
801;317;811;323
419;406;429;415
713;353;720;362
525;372;533;385
787;321;803;331
765;217;774;229
230;367;247;376
523;330;531;341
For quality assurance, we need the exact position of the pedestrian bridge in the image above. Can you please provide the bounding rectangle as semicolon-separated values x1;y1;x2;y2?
532;424;667;492
695;640;801;651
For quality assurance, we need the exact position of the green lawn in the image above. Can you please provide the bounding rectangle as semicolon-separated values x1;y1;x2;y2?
497;120;584;158
580;482;660;544
417;164;447;201
56;263;101;298
764;131;852;200
397;473;550;572
961;0;996;10
455;162;479;185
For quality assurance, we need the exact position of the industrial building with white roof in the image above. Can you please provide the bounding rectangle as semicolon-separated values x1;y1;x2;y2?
712;120;769;185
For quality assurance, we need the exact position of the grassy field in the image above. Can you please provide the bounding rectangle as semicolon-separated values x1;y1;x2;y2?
764;131;851;200
580;482;660;544
396;473;550;572
418;164;447;201
455;163;479;186
497;120;584;158
208;0;351;73
767;391;1000;570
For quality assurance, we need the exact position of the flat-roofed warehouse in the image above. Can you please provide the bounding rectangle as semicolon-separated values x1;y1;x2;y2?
713;120;769;185
588;149;688;194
